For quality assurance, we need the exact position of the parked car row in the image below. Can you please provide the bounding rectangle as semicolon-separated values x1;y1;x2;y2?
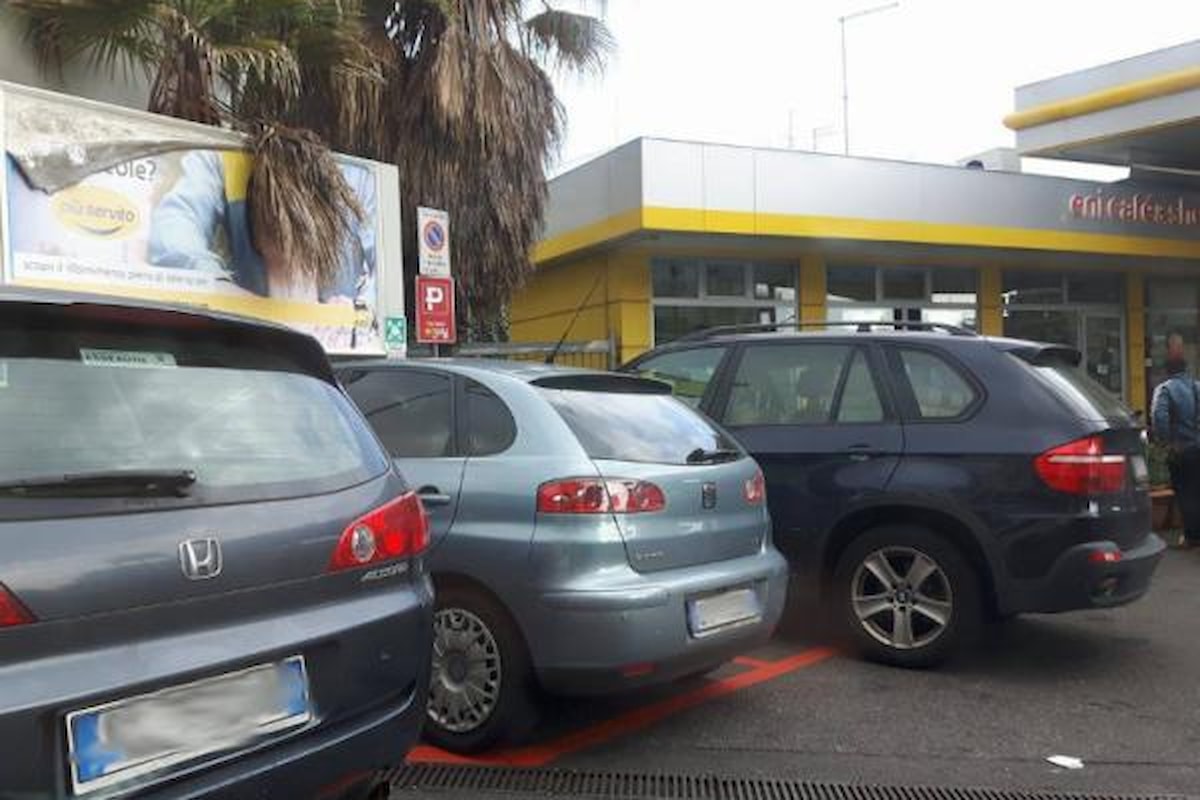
0;291;1165;798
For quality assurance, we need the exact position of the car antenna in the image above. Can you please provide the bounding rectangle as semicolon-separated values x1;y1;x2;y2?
545;270;605;365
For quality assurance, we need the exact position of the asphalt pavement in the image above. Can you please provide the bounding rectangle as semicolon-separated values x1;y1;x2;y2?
401;548;1200;798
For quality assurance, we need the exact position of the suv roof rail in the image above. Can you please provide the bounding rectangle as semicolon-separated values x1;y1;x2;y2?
674;320;979;342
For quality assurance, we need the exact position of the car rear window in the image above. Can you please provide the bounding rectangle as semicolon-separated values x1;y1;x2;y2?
541;387;741;464
1011;352;1134;424
0;313;387;517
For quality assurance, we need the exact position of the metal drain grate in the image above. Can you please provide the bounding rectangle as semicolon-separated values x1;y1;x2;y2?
390;764;1193;800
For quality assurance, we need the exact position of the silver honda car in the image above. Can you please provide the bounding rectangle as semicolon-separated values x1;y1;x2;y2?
338;359;788;753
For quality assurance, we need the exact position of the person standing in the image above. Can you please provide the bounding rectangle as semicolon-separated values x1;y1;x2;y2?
1151;333;1200;548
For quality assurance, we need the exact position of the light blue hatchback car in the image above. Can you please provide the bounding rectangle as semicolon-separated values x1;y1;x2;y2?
338;359;788;753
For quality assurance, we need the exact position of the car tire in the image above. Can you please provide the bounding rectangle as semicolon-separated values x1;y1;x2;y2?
833;525;981;668
423;586;538;753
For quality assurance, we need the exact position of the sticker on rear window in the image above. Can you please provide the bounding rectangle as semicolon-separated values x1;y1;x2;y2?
80;348;177;369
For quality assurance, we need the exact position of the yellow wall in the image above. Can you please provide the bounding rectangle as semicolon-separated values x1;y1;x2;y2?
978;266;1003;336
798;255;826;323
509;250;651;365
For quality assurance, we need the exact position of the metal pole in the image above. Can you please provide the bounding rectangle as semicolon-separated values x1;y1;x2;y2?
840;16;849;155
838;2;899;158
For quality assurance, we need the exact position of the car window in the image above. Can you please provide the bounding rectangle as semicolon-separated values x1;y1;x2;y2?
630;346;727;408
0;322;387;518
725;344;852;426
836;350;885;423
465;379;517;455
342;370;454;457
897;348;977;419
541;388;740;465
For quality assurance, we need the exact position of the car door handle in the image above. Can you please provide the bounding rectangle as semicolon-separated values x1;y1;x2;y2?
416;486;452;506
844;444;884;461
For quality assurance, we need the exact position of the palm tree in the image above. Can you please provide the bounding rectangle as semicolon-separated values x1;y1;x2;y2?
11;0;612;338
9;0;381;294
367;0;613;338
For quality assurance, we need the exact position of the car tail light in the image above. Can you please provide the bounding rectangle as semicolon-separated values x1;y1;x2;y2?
1035;436;1127;495
743;469;766;505
0;583;34;628
329;491;429;572
1089;549;1123;565
536;478;666;514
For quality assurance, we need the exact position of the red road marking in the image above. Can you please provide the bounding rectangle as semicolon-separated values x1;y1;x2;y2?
408;645;837;768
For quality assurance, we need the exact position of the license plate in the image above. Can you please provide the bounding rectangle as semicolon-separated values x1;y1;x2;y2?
687;587;761;636
67;657;311;795
1131;454;1149;486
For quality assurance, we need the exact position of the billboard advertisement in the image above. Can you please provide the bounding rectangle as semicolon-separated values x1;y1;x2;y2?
1;88;392;354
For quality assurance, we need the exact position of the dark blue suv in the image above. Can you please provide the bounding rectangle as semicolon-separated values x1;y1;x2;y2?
624;323;1165;667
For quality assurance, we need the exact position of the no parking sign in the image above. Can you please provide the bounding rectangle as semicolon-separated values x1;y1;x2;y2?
417;207;451;277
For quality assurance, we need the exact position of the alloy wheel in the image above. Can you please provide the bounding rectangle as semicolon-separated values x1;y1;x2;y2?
851;546;953;650
428;607;503;733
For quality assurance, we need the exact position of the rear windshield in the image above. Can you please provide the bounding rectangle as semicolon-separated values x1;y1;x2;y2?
541;388;741;464
0;315;387;516
1011;353;1135;424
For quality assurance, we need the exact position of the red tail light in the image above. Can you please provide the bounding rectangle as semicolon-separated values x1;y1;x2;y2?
743;469;766;505
1035;436;1127;495
329;491;429;572
0;583;34;628
537;478;666;514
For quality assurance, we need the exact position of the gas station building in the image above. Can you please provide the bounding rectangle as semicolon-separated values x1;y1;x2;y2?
511;40;1200;414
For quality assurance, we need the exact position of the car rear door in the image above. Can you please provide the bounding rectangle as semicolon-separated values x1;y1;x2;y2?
341;367;466;549
710;340;903;565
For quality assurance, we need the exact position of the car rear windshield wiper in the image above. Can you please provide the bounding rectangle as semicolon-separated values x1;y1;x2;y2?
685;447;741;465
0;469;197;498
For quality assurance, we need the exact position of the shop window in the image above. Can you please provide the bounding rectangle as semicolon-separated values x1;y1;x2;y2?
827;266;876;302
1003;271;1066;305
706;262;746;296
1067;273;1123;304
653;306;763;344
931;269;978;305
826;265;978;331
651;258;796;345
753;264;797;303
881;267;927;301
652;259;700;298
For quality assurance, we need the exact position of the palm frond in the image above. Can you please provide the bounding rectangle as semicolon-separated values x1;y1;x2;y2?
248;124;364;294
8;0;161;77
523;6;613;75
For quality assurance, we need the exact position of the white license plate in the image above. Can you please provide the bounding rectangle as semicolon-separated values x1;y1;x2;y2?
67;657;311;795
687;587;761;636
1132;454;1149;486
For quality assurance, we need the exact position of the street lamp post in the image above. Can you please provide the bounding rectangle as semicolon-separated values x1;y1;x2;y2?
838;2;899;156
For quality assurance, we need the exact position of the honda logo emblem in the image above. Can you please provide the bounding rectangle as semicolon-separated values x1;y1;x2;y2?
179;538;222;580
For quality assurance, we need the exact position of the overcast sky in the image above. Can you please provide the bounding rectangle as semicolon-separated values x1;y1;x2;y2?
549;0;1197;178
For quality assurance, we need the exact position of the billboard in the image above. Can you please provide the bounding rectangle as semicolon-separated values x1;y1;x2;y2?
1;88;393;354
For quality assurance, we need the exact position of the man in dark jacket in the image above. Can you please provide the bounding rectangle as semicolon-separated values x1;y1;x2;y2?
1151;333;1200;548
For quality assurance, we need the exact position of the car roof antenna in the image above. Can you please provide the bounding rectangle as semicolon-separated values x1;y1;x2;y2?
545;270;605;365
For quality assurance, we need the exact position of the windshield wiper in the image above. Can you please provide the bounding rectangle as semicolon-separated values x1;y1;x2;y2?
685;447;741;465
0;469;197;498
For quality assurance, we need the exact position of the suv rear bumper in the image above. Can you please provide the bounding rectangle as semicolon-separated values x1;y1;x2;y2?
530;548;789;695
1007;532;1166;614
